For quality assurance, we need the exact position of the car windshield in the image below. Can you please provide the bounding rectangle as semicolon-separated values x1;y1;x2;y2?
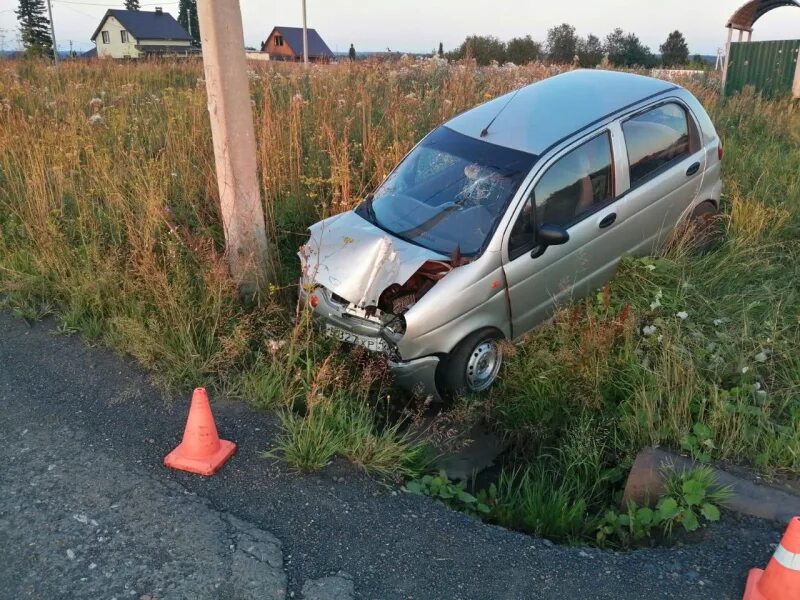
359;126;537;257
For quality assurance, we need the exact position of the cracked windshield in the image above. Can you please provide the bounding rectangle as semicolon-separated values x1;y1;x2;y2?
365;126;537;256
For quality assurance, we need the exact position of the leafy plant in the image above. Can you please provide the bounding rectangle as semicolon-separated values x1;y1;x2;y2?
596;502;655;546
680;422;715;463
660;466;731;535
596;467;731;547
404;472;491;517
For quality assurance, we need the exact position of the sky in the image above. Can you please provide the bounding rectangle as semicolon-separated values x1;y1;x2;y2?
1;0;800;54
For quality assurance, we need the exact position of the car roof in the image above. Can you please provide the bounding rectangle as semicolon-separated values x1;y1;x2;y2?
444;69;678;156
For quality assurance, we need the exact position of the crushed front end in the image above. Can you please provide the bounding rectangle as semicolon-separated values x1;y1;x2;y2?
298;211;454;400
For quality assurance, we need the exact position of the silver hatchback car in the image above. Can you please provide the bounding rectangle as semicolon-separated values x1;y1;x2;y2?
299;70;722;400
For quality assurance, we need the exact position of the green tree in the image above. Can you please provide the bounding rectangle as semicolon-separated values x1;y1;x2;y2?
16;0;52;58
178;0;199;46
622;33;656;67
605;28;656;67
660;30;689;67
577;34;603;67
453;35;506;65
604;28;627;65
124;0;140;10
506;35;542;65
546;23;579;64
349;43;356;61
438;42;444;58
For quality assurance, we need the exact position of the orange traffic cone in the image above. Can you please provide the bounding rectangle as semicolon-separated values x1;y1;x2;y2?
164;387;236;476
743;517;800;600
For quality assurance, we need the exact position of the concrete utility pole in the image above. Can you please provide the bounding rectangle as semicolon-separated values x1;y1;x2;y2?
302;0;309;65
196;0;271;295
45;0;58;65
793;46;800;99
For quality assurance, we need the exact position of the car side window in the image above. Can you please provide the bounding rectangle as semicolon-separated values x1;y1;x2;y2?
623;103;691;186
508;132;614;260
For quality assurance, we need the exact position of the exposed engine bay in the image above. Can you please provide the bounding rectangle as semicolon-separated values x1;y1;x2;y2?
299;211;466;339
376;260;452;316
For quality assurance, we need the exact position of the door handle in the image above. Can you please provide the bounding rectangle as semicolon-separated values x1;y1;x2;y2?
598;213;617;229
686;162;701;177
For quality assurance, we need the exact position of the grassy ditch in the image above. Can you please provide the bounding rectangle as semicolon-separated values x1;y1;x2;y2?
0;59;798;545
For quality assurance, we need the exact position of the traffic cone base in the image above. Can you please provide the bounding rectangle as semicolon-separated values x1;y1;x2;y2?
743;569;766;600
742;516;800;600
164;438;236;476
164;387;237;476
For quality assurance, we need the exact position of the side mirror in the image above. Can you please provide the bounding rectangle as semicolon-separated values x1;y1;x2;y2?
537;224;570;246
531;224;569;258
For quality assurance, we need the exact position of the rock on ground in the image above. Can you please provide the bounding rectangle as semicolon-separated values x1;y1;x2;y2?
302;571;355;600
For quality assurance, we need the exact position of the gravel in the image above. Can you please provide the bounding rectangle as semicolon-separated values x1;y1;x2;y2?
0;312;786;599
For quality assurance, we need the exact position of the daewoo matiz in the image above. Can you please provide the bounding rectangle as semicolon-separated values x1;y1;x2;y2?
299;69;723;400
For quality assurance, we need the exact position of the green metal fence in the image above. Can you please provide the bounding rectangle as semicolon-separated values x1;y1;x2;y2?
725;39;800;97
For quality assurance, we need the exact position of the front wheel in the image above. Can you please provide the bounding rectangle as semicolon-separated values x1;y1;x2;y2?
438;329;504;397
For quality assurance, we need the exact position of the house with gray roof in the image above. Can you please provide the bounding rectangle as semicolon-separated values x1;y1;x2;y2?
90;8;195;59
260;26;334;63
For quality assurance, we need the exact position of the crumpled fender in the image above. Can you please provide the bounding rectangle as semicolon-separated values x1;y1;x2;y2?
300;211;445;308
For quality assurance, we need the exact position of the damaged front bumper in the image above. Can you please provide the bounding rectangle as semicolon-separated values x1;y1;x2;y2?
299;286;443;402
388;355;442;403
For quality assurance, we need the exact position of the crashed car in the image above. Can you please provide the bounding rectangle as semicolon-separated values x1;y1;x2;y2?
299;69;722;400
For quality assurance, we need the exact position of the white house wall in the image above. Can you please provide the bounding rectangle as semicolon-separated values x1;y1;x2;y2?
93;16;140;58
137;39;191;47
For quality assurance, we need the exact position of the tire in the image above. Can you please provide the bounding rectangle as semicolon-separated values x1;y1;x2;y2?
438;329;504;398
687;201;721;252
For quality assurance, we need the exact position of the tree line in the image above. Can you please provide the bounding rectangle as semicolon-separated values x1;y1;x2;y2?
445;25;697;68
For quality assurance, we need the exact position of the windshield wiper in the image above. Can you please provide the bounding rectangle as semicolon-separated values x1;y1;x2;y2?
360;193;378;225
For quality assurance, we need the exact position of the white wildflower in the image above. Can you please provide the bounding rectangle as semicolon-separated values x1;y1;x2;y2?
756;390;768;399
742;366;750;374
752;382;762;392
645;264;656;271
642;325;657;336
88;113;104;125
713;319;723;327
676;311;689;320
650;289;663;310
267;339;287;353
754;351;768;363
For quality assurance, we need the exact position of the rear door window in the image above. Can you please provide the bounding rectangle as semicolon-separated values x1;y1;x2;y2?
622;103;691;186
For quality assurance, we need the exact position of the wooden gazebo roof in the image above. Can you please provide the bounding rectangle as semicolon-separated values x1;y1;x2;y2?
726;0;800;31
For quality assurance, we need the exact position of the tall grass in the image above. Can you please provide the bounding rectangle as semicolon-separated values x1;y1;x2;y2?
0;59;797;512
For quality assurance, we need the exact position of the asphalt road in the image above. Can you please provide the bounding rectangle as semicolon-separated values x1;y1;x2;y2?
0;312;785;600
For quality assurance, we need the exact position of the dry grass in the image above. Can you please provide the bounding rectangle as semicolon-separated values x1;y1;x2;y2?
1;59;797;506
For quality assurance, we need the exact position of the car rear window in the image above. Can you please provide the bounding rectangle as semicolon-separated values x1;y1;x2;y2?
622;103;690;186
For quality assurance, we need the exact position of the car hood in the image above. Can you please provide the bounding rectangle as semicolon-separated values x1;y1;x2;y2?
301;211;447;308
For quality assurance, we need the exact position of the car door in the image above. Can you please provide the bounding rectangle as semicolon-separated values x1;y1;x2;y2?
615;100;707;256
502;129;635;338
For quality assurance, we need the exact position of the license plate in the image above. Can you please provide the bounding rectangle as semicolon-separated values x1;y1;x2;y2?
325;324;388;353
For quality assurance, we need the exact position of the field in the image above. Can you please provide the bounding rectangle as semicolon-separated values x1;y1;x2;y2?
1;58;798;545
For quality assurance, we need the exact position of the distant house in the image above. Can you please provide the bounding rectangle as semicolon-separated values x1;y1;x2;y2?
260;26;334;63
90;8;194;59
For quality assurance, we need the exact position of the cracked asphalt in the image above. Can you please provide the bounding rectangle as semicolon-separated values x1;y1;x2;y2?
0;311;786;599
